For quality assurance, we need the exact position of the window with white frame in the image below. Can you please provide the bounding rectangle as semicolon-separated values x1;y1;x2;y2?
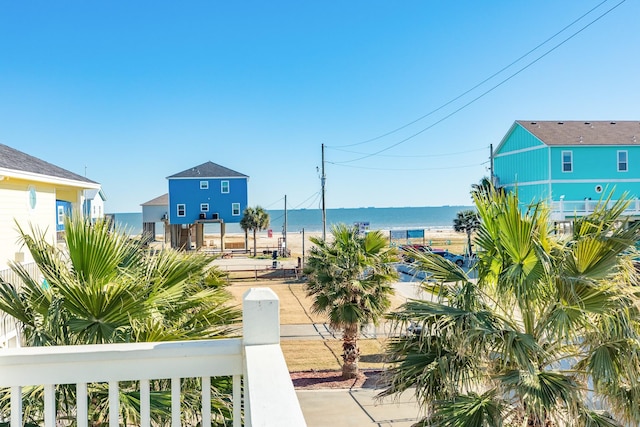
221;181;230;193
57;206;64;225
177;204;186;217
201;203;209;212
562;151;573;172
618;150;628;172
232;203;240;216
200;181;209;190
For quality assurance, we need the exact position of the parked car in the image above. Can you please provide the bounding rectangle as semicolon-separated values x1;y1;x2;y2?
432;250;465;267
398;244;435;263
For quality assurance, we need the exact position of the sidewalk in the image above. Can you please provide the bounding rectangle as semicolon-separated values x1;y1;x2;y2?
297;388;421;427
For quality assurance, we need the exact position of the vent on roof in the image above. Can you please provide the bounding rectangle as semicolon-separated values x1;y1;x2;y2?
610;122;616;125
531;122;537;125
557;122;564;125
584;122;591;125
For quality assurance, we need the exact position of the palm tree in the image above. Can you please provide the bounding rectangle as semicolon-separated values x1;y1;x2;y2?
381;188;640;426
240;206;270;257
304;224;399;379
471;176;494;195
452;209;480;257
0;214;241;426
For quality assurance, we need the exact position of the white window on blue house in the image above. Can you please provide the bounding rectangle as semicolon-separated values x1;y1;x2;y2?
221;181;230;194
57;206;64;225
200;181;209;190
177;204;186;217
232;203;241;216
562;151;573;172
618;150;628;172
201;203;209;212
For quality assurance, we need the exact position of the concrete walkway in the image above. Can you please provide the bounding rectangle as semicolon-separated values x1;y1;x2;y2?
297;388;422;427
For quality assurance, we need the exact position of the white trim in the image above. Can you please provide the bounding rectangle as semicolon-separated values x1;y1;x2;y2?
548;147;553;198
200;180;209;190
167;176;248;180
504;180;550;187
176;204;186;217
200;203;209;212
0;168;100;189
221;180;230;194
493;144;546;158
508;178;640;187
231;203;240;216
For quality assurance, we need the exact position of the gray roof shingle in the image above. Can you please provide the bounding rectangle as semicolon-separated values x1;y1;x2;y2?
167;161;248;179
0;143;97;184
141;193;168;206
517;120;640;146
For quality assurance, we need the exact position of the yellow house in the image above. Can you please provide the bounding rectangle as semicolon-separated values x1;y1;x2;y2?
0;143;102;271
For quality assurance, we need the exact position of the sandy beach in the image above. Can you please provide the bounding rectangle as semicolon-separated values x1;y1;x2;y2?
207;228;467;258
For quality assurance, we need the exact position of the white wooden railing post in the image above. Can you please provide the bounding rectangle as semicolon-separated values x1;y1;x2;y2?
242;287;307;427
243;288;280;346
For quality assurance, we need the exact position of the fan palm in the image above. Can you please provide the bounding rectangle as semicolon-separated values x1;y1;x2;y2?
0;214;241;426
240;206;270;256
452;209;480;257
381;188;640;426
304;224;399;379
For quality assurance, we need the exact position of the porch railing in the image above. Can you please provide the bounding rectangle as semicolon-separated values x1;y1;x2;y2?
550;198;640;221
0;287;306;426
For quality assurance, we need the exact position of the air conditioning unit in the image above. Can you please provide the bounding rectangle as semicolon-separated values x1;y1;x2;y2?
199;213;206;219
211;213;219;220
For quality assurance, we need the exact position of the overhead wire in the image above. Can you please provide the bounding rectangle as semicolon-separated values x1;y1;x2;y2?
327;161;482;171
330;0;625;165
329;145;487;158
262;197;284;209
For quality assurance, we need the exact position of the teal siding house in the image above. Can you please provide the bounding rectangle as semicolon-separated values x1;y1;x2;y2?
493;121;640;220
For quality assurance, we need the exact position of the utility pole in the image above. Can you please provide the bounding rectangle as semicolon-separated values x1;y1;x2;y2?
301;227;305;269
321;143;326;240
283;194;287;254
489;143;494;186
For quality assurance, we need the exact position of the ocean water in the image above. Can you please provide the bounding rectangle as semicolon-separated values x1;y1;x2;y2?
108;206;474;236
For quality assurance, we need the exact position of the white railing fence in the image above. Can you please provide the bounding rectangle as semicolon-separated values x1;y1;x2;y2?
0;287;306;427
0;263;40;349
550;198;640;221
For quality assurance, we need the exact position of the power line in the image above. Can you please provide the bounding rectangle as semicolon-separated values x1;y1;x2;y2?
332;0;615;149
263;197;284;209
293;191;321;209
330;0;625;164
328;145;487;158
327;161;484;171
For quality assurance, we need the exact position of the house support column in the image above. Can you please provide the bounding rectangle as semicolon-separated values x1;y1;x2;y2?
220;222;226;251
195;223;204;249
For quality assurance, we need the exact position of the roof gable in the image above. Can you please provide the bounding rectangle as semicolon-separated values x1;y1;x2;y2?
84;188;107;201
516;121;640;146
141;193;168;206
0;143;97;184
167;161;248;179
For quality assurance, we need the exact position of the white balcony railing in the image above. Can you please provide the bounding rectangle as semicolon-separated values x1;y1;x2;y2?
550;198;640;221
0;287;307;427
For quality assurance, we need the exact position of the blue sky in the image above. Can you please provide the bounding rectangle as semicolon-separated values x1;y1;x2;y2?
1;0;638;213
